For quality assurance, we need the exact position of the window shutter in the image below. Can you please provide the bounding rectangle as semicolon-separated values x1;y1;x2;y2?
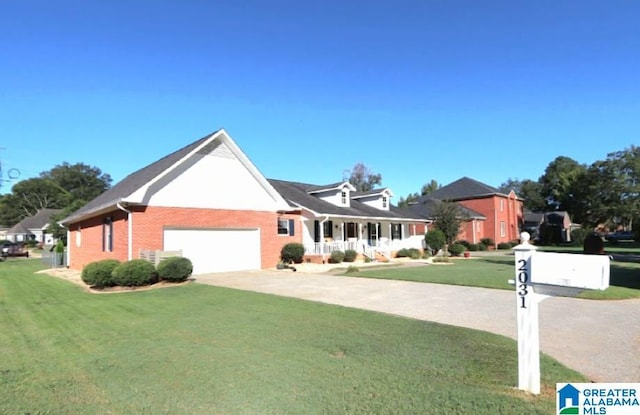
327;220;333;238
314;220;320;243
288;219;295;236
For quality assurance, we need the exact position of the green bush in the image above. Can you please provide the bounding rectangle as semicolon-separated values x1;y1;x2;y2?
112;259;158;287
408;248;421;259
570;228;588;247
281;243;305;263
329;250;345;263
345;265;360;274
480;238;495;247
424;229;446;255
157;256;193;282
448;243;465;256
81;259;120;288
395;248;410;258
25;239;38;248
455;240;471;249
497;242;512;250
343;249;357;262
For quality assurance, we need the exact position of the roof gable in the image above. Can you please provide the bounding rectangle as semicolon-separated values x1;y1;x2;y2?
427;177;505;201
62;129;289;224
8;208;63;234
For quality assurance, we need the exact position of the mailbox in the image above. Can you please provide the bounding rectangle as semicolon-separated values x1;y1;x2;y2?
529;251;610;290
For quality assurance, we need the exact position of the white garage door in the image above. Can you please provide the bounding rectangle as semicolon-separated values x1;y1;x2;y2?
163;228;261;274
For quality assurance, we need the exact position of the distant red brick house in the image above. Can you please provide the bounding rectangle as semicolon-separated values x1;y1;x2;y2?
403;177;524;245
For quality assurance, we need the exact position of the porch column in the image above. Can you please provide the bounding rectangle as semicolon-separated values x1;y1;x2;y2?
341;223;345;242
358;223;363;252
388;223;392;240
319;220;325;256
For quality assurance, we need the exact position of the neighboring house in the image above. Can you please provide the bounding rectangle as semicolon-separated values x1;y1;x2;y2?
524;211;574;242
403;197;487;244
405;177;524;245
268;179;427;262
6;208;63;244
60;129;428;274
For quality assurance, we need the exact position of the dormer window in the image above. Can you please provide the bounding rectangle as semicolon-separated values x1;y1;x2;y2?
341;191;347;205
382;196;387;208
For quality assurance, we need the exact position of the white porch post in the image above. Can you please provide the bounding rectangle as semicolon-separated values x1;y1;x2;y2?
319;218;326;258
341;223;345;244
388;223;392;241
358;223;363;252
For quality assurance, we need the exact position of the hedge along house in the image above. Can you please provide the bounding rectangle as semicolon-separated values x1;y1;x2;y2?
267;179;429;262
60;129;299;275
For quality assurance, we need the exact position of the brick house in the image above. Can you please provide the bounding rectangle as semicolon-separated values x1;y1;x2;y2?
404;177;523;245
61;129;427;274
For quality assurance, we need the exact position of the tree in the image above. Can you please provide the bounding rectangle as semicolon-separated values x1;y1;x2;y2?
424;229;445;256
539;156;589;218
432;201;467;245
343;163;382;192
498;178;545;212
0;162;112;227
397;180;440;207
421;180;440;195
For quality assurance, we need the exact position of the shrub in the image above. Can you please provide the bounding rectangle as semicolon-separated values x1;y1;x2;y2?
448;243;465;256
81;259;120;288
571;228;588;247
281;243;305;263
343;249;357;262
408;248;421;259
345;265;360;274
424;229;446;255
329;250;345;263
455;240;471;249
395;248;410;258
422;251;431;259
24;239;38;248
112;259;158;287
497;242;512;250
480;238;495;246
157;256;193;282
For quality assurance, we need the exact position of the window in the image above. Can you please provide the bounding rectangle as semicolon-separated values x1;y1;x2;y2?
102;217;113;252
391;223;402;240
500;221;506;237
76;226;82;248
346;222;357;238
500;199;504;211
382;196;388;208
341;191;347;205
323;221;333;238
277;218;295;236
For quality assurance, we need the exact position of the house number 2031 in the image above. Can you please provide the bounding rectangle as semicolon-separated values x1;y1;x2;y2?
517;259;529;308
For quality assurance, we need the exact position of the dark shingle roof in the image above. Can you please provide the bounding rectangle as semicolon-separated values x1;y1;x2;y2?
401;197;485;221
61;131;216;224
7;208;63;234
426;177;505;201
306;182;349;193
351;188;391;198
268;179;423;221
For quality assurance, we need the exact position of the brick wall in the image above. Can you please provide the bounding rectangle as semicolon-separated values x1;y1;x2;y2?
67;206;302;271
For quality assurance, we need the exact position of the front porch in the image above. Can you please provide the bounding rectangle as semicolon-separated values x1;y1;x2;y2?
302;219;425;261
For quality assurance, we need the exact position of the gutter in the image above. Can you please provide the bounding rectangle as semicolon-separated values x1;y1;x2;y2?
116;202;133;261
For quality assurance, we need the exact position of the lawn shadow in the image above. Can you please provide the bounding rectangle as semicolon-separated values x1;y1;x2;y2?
609;264;640;290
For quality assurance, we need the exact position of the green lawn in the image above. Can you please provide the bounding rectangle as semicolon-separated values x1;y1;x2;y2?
0;259;585;414
347;255;640;300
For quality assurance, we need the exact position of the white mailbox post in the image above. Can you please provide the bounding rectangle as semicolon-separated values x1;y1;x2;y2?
510;232;610;395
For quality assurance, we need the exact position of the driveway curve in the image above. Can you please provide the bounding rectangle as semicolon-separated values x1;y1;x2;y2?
194;271;639;383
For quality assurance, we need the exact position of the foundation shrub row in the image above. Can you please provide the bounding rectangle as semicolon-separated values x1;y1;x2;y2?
81;256;193;288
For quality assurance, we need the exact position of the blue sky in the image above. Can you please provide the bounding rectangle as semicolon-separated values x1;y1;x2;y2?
1;1;638;200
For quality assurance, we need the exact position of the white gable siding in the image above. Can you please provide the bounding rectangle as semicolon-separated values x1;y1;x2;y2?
145;146;281;211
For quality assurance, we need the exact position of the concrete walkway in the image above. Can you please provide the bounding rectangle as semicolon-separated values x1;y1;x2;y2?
194;271;640;383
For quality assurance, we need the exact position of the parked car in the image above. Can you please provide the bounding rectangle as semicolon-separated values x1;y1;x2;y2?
1;242;30;258
605;231;635;243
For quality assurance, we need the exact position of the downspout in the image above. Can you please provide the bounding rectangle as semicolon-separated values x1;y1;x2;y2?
117;202;133;261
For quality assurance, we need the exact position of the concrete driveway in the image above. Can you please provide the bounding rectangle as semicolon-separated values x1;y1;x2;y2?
194;270;640;383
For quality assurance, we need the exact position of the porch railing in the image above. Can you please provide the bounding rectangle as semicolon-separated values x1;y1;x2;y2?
304;236;424;259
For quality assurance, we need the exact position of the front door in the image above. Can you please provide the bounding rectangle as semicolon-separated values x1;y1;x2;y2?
367;222;378;246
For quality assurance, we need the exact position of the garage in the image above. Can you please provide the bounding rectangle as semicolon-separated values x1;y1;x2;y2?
163;228;261;274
